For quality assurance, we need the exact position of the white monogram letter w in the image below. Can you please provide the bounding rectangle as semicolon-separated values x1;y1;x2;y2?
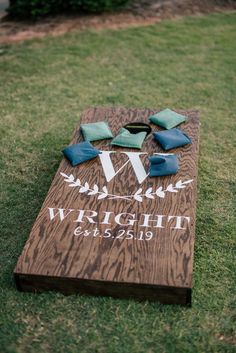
98;151;148;184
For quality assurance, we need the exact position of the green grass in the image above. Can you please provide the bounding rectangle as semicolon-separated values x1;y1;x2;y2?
0;12;236;353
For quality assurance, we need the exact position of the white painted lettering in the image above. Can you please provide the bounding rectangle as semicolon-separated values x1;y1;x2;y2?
99;151;148;184
167;216;190;229
101;211;114;225
48;207;74;221
140;214;166;228
48;206;191;231
114;213;137;226
74;210;98;224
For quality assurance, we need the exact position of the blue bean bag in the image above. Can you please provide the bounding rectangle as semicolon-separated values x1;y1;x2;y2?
62;141;101;167
153;128;191;150
149;154;179;177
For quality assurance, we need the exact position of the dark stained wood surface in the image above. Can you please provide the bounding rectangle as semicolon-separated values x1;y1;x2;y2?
14;107;200;305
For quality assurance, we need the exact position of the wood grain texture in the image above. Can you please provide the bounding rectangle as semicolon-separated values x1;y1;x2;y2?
14;107;200;305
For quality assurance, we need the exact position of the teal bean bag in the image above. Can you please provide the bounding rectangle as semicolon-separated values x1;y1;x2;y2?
80;121;113;142
111;128;147;149
149;108;187;129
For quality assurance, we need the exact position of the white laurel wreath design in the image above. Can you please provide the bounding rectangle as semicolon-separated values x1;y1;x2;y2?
60;172;193;203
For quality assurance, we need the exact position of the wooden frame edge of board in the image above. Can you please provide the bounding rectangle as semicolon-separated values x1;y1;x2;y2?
14;273;192;306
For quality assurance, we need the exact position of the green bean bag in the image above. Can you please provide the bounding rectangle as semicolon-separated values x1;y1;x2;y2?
111;128;147;149
149;108;187;129
80;121;113;142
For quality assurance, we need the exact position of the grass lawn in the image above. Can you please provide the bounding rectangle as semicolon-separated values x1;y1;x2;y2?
0;11;236;353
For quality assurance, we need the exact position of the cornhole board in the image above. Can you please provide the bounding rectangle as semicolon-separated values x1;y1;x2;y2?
14;107;200;305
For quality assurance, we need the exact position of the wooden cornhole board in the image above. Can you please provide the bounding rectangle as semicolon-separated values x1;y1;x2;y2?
14;107;200;305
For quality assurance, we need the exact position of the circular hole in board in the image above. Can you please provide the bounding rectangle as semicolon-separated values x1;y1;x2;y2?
123;122;152;135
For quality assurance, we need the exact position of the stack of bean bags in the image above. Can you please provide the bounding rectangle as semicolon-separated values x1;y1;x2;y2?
62;108;191;178
63;121;113;166
148;108;191;177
